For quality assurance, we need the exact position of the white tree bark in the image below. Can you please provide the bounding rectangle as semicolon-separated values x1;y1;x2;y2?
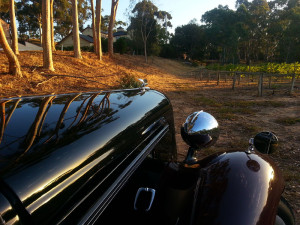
9;0;19;55
50;0;56;51
108;0;119;57
72;0;82;59
91;0;97;53
42;0;54;71
0;22;22;77
95;0;102;60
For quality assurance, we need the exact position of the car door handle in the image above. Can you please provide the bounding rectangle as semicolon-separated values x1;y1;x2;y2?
134;187;156;212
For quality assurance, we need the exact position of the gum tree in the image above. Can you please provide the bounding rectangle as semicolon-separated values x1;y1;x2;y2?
0;22;22;77
72;0;82;59
108;0;119;57
128;0;172;62
42;0;54;70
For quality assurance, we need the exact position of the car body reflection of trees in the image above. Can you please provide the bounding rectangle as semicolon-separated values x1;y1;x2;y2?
0;92;115;165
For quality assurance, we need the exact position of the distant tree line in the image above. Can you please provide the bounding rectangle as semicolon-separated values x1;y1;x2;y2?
125;0;300;64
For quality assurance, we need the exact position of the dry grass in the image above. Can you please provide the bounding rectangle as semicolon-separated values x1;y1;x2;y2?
0;51;200;98
0;52;175;97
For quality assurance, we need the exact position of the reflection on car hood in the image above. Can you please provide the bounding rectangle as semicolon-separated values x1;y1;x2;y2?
0;88;177;224
0;89;170;176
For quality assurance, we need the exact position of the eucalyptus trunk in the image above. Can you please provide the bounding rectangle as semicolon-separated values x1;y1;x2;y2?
38;14;42;46
95;0;102;60
91;0;97;53
50;0;55;51
72;0;82;59
42;0;54;71
144;41;148;63
9;0;19;55
108;0;119;57
0;22;22;77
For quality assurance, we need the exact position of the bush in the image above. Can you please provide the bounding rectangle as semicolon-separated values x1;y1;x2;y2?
102;38;108;53
149;43;161;56
81;46;94;52
191;61;199;67
118;74;141;88
159;44;176;58
114;37;129;54
59;37;108;53
60;46;74;51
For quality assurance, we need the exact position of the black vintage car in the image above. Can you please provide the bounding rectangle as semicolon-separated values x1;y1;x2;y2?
0;85;295;225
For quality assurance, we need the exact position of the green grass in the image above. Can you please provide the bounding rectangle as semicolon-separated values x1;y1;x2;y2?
275;117;300;125
193;95;286;121
257;101;285;107
224;100;285;108
193;95;222;107
238;123;261;135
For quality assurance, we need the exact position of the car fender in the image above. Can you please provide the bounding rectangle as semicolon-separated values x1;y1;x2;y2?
193;151;285;225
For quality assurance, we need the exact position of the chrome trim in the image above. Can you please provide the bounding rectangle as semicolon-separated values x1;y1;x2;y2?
79;125;169;225
138;78;148;88
246;138;255;154
138;79;150;92
134;187;156;211
0;87;151;101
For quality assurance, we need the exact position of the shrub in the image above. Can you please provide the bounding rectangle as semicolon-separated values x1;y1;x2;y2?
118;74;141;88
159;44;176;59
114;37;129;54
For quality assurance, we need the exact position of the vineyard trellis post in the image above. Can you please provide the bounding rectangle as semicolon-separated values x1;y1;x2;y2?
203;64;299;96
258;73;264;97
290;74;296;94
290;64;297;94
232;72;236;90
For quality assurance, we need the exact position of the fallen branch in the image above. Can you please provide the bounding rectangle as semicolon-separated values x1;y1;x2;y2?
36;77;56;87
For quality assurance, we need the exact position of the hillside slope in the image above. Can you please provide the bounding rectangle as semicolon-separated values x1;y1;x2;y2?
0;51;195;97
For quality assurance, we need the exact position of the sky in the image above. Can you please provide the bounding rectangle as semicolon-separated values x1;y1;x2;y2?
100;0;237;33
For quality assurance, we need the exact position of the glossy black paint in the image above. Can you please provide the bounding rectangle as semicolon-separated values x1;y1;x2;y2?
0;89;287;225
0;89;177;224
193;151;285;225
0;192;19;224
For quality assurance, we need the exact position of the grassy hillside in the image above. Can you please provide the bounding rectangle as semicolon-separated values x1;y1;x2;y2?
0;51;195;97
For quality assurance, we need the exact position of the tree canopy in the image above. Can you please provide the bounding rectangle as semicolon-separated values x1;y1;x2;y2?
13;0;91;41
128;0;172;61
169;0;300;63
